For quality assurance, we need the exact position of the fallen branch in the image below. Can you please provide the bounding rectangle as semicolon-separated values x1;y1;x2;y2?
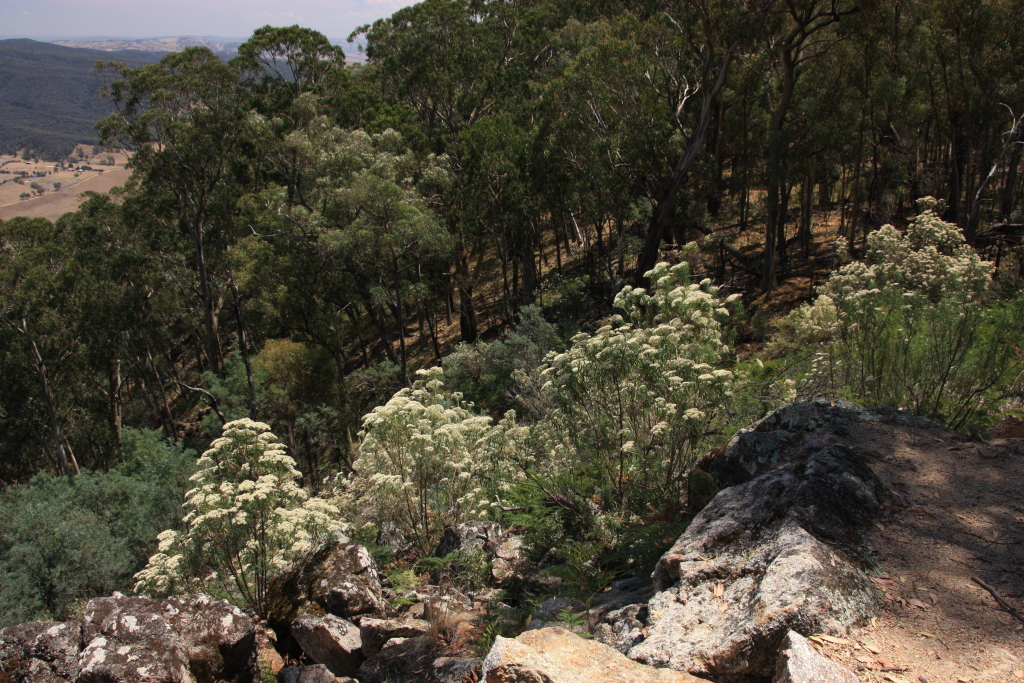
972;575;1024;625
174;379;227;425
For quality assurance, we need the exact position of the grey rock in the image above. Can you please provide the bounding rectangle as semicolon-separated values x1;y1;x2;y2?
278;664;354;683
533;597;584;622
356;617;429;658
433;521;503;557
290;615;362;679
0;620;81;683
430;657;481;683
630;444;882;681
356;636;434;683
482;627;702;683
774;631;859;683
311;543;387;619
77;593;256;683
594;604;647;655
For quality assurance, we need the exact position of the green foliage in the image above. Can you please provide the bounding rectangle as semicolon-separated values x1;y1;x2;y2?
538;540;614;629
782;206;1024;431
521;262;740;521
416;549;490;592
134;419;343;618
442;305;561;414
338;368;526;554
0;429;195;627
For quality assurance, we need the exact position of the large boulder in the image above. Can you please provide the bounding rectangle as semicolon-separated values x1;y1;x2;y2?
482;627;702;683
310;544;387;619
278;664;356;683
629;444;882;681
774;631;859;683
289;615;362;678
78;593;256;683
0;620;81;683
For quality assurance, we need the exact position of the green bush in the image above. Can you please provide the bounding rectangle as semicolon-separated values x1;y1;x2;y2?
782;202;1024;431
0;429;195;627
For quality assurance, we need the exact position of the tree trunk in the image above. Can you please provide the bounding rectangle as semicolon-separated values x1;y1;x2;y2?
23;322;71;478
636;42;737;287
521;240;537;305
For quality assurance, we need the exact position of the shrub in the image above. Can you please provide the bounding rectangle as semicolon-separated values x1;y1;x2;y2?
522;261;739;520
134;419;343;618
783;201;1024;431
339;367;525;554
0;429;195;627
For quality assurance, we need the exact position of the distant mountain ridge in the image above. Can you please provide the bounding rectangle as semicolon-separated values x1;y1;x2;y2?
0;39;164;159
52;37;241;56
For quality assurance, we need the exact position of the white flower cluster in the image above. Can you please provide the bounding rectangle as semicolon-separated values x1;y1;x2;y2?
134;419;344;616
338;368;525;553
530;260;739;515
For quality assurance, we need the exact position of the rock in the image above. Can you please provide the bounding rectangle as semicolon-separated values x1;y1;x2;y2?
356;636;433;683
278;664;356;683
533;597;585;622
630;444;881;681
0;620;81;683
310;543;387;619
774;631;859;683
430;657;481;683
481;627;702;683
356;617;430;658
256;623;286;679
434;521;503;557
707;400;861;487
290;615;363;678
78;593;256;683
985;414;1024;439
433;521;527;583
593;603;647;655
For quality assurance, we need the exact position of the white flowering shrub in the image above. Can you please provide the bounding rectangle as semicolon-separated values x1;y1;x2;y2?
134;419;343;617
783;202;1023;430
528;261;739;518
340;368;525;554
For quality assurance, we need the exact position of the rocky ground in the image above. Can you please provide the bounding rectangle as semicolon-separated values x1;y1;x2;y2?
2;401;1021;683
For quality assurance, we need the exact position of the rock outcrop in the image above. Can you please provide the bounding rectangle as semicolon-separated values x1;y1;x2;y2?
0;593;257;683
482;627;702;683
629;442;882;680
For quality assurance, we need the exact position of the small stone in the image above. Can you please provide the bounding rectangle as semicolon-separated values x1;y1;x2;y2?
774;631;859;683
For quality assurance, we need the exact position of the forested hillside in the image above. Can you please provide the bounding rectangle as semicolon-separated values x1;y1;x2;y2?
1;1;1023;641
0;40;164;159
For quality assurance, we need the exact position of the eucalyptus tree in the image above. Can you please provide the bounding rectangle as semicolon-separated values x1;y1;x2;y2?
99;47;252;375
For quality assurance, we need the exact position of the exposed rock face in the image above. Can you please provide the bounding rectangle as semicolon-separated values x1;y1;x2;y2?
0;620;81;683
629;443;882;680
482;627;702;683
290;615;362;678
356;617;429;658
356;636;432;683
310;543;387;619
78;593;256;683
773;631;859;683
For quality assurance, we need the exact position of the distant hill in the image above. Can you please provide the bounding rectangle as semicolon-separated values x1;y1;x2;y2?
52;37;241;58
0;39;164;160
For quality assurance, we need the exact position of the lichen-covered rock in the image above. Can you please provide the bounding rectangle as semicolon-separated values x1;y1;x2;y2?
356;617;429;658
310;544;387;619
630;444;881;681
290;615;362;678
356;636;433;683
774;631;859;683
78;593;256;683
482;627;702;683
593;603;647;655
0;620;81;683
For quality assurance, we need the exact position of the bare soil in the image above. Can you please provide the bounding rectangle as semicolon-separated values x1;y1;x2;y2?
805;420;1024;682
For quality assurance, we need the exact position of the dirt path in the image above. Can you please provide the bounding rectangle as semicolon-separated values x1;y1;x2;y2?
806;421;1024;682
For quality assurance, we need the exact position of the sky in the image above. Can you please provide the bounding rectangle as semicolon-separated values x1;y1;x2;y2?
0;0;417;42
